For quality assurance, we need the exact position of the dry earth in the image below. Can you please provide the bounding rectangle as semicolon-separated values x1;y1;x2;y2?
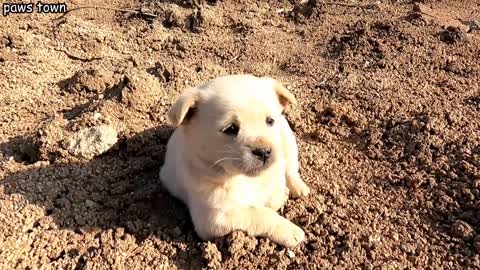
1;0;480;269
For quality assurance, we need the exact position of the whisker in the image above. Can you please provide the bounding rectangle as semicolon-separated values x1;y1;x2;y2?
210;156;242;169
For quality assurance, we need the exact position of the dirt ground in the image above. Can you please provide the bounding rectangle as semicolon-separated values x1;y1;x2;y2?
1;0;479;269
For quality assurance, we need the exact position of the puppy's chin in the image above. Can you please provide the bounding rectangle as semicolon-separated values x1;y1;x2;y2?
230;158;274;177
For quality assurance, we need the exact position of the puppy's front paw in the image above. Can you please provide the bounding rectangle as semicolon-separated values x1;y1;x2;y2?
287;174;310;198
275;222;305;247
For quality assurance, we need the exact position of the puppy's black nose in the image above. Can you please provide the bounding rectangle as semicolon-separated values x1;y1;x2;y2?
252;148;272;163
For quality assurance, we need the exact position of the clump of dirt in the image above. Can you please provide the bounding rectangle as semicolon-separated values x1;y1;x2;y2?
451;220;474;239
314;102;367;136
438;26;466;44
200;242;222;269
327;19;400;70
223;231;258;258
35;115;71;161
59;68;120;94
290;0;325;24
189;8;205;33
119;68;165;112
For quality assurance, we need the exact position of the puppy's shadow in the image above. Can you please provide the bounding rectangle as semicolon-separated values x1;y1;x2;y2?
0;125;202;267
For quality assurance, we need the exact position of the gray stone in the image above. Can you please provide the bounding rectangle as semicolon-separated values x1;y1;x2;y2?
64;125;117;159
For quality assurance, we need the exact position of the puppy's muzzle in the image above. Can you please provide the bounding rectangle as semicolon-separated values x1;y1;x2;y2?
251;147;272;164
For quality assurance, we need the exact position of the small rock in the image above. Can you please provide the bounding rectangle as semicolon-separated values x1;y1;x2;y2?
287;249;295;258
451;220;473;239
64;125;118;159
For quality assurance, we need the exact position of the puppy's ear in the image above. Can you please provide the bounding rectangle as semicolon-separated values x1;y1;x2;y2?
274;80;297;109
167;87;199;126
263;77;297;109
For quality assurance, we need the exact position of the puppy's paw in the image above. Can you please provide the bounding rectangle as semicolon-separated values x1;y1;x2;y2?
287;174;310;198
275;222;305;247
289;180;310;198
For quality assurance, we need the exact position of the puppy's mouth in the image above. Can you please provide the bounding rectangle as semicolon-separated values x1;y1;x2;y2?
233;157;273;176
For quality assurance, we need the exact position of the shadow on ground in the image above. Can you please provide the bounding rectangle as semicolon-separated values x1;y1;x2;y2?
0;125;207;268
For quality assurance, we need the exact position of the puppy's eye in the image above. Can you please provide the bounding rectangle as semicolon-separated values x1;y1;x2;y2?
266;117;275;127
222;123;239;136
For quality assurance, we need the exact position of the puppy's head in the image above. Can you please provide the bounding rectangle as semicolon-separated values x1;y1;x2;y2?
167;74;296;177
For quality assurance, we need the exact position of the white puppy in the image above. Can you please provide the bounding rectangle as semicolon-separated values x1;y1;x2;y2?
159;74;310;247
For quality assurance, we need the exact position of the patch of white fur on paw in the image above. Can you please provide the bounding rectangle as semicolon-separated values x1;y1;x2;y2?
276;223;305;247
288;176;311;198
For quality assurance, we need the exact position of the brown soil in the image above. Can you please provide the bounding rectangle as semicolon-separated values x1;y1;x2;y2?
1;0;480;269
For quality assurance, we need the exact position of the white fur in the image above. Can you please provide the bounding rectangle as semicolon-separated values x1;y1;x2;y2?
160;74;310;247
